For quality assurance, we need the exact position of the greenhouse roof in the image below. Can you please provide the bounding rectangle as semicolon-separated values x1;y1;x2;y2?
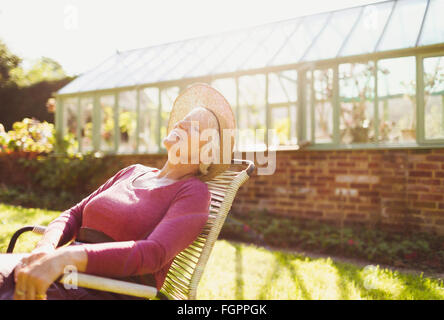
58;0;444;95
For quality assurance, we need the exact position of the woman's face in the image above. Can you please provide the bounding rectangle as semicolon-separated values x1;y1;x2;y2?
163;107;219;165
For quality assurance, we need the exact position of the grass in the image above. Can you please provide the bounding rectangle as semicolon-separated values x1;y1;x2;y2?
1;203;443;300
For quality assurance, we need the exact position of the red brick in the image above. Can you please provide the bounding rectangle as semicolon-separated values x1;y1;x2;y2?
419;194;443;202
358;191;379;197
426;155;444;162
435;171;444;178
350;183;370;189
337;162;355;167
416;163;440;170
409;171;432;178
329;169;348;174
175;148;444;235
412;201;436;209
305;210;323;217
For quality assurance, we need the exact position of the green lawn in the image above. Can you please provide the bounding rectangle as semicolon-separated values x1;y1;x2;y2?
1;203;443;300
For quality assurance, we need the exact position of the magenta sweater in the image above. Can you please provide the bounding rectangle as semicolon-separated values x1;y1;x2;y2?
44;164;210;290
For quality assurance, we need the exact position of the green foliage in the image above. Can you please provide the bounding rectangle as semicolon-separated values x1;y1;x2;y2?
0;40;73;132
10;57;66;86
18;152;111;193
0;40;21;87
220;209;444;273
0;151;115;211
0;184;81;212
0;116;119;212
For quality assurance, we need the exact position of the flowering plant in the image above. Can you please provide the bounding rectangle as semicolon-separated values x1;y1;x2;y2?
0;118;55;154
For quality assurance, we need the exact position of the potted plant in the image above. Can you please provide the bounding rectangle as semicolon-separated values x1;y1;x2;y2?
339;63;374;143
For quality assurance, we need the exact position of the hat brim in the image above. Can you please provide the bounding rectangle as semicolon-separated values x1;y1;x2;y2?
167;83;236;181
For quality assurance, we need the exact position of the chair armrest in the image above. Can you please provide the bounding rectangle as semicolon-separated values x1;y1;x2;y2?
58;272;166;299
7;226;169;299
6;225;47;253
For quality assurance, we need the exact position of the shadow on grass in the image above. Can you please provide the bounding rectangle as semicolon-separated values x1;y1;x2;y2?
254;250;312;300
234;244;244;300
278;252;312;300
257;254;281;300
333;261;444;300
334;263;389;300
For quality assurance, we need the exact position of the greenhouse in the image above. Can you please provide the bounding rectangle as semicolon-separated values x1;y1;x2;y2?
55;0;444;155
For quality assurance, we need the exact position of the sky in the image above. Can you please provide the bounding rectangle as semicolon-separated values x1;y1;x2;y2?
0;0;386;76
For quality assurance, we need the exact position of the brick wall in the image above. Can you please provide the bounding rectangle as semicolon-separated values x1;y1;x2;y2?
109;148;444;235
3;148;442;234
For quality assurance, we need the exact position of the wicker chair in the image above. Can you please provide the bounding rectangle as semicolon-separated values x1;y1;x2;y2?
7;159;255;300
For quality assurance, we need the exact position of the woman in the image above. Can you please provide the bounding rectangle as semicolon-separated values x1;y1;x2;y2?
0;83;236;300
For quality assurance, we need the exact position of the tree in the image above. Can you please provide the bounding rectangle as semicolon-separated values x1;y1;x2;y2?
0;39;21;87
10;56;66;86
0;40;73;131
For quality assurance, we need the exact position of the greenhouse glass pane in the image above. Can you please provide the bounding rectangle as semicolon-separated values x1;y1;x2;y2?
304;7;361;61
310;68;334;143
80;97;94;152
94;50;153;90
424;56;444;140
268;70;297;104
99;95;115;152
213;25;274;74
187;31;250;78
239;21;297;71
211;78;237;107
140;87;160;153
63;97;79;152
59;55;118;94
63;97;77;136
151;38;203;83
118;90;138;153
83;54;127;92
162;36;224;81
110;49;154;88
339;62;375;144
377;57;416;143
136;42;186;85
270;12;329;67
377;0;428;52
418;0;444;46
160;87;180;147
238;74;267;150
270;104;297;146
306;71;313;142
130;46;169;85
340;1;394;56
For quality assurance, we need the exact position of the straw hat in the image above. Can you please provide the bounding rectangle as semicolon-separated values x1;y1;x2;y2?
167;83;236;181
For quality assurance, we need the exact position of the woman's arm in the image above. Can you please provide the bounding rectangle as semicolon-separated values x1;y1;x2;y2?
14;165;138;300
79;181;211;285
14;178;209;299
36;165;137;250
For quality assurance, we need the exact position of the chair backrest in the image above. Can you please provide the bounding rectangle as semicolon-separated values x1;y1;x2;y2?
160;159;254;300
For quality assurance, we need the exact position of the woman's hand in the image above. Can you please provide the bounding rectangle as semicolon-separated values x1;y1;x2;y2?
13;246;88;300
14;244;55;284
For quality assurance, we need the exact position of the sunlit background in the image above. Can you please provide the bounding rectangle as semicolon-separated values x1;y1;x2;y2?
1;0;443;153
1;1;444;299
0;0;386;75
